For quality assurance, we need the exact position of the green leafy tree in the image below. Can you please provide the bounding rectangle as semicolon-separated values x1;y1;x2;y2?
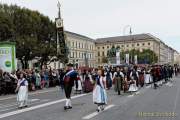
0;4;67;69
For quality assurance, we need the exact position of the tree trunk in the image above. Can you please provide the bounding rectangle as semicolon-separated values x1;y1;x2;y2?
20;58;25;69
24;60;28;69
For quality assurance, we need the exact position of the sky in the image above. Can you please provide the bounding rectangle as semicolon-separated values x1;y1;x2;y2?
1;0;180;52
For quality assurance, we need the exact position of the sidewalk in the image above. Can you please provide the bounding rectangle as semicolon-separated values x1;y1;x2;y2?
0;87;60;101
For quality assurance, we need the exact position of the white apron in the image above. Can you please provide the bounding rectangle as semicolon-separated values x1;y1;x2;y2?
145;74;152;84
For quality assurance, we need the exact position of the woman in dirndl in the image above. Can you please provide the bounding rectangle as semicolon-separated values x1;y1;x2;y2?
93;69;107;112
145;68;153;85
128;69;138;93
15;73;28;109
74;70;83;94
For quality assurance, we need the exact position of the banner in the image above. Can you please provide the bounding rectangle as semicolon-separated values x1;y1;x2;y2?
116;50;120;65
134;55;138;64
0;43;16;72
125;54;129;64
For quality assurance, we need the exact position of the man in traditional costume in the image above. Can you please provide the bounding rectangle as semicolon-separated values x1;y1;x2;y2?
113;67;124;95
63;63;78;110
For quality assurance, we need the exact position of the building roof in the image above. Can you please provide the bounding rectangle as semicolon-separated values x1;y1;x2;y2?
95;33;155;44
65;31;94;42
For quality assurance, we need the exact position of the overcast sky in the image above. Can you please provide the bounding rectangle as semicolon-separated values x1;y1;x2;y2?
1;0;180;52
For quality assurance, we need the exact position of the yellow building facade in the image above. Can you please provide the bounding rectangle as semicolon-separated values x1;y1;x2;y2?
95;33;175;65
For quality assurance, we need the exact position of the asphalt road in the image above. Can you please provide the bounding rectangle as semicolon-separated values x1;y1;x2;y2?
0;76;179;120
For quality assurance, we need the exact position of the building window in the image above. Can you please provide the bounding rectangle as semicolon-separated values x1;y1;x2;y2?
98;47;100;49
98;58;100;63
121;45;124;47
148;43;151;45
126;45;129;47
79;43;80;48
102;52;104;56
75;42;77;48
98;52;100;56
82;53;84;58
142;43;145;46
75;52;77;58
137;43;139;46
72;42;74;47
79;52;81;58
72;52;74;58
82;43;83;48
102;47;104;49
107;46;109;49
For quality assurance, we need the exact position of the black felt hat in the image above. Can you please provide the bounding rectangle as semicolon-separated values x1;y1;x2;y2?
67;63;73;67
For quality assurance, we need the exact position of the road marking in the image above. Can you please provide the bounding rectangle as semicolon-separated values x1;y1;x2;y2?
0;89;57;101
29;99;40;102
166;82;173;87
0;99;40;109
0;94;87;119
82;104;115;120
0;99;51;113
127;94;134;98
40;99;50;102
146;85;151;89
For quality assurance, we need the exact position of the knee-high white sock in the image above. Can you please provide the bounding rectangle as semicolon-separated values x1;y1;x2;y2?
68;99;72;107
65;99;69;106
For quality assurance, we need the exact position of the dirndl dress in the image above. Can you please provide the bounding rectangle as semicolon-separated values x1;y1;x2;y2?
93;76;107;105
17;79;28;106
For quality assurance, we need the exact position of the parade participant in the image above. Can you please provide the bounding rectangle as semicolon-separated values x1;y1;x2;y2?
91;68;98;83
151;66;158;89
145;68;152;85
123;76;129;92
83;70;93;93
105;69;113;90
138;68;145;87
129;67;139;92
93;69;107;112
113;67;124;95
163;66;169;83
169;66;174;81
128;72;138;93
63;63;78;110
74;70;83;94
15;73;28;109
130;66;139;88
